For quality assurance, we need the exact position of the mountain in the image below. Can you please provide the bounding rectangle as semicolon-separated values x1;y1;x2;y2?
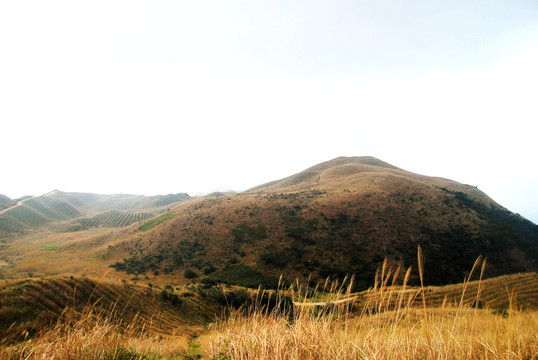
108;156;538;289
0;191;191;238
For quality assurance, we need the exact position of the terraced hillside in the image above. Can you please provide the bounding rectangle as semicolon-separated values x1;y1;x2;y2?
2;272;536;360
62;210;153;232
1;271;537;345
0;194;16;212
0;191;191;237
109;156;538;288
422;271;538;310
321;270;538;313
0;276;218;343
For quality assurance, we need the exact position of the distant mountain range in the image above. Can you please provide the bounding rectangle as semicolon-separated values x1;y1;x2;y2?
105;156;538;288
0;191;190;237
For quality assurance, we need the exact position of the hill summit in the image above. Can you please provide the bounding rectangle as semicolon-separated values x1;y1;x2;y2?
247;156;471;194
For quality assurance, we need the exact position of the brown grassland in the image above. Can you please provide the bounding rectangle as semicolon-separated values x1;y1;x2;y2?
102;157;538;290
1;252;537;359
200;254;538;360
2;157;537;291
1;158;537;358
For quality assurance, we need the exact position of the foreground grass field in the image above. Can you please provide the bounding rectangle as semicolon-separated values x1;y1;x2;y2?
1;256;537;359
0;312;190;360
3;306;536;359
202;307;538;359
202;257;538;359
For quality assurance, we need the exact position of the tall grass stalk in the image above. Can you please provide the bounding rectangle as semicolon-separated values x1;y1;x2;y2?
0;300;187;360
1;253;537;359
203;254;538;360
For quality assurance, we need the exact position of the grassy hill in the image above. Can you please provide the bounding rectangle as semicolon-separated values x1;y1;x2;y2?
0;191;191;238
1;156;537;359
108;156;538;288
0;195;15;212
0;275;219;343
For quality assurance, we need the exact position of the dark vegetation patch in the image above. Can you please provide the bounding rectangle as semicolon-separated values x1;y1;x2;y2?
110;238;205;275
201;264;282;289
231;222;267;245
417;189;538;284
159;287;182;306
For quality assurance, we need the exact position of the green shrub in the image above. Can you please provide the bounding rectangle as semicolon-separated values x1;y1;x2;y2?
184;269;198;279
202;264;281;289
203;265;217;275
231;222;267;245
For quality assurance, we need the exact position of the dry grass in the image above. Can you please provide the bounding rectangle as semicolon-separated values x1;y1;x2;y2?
0;307;188;360
1;254;537;359
203;307;538;359
0;228;125;280
202;255;538;359
0;275;216;342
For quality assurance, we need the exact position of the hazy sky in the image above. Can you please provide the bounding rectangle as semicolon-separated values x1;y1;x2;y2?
1;1;537;223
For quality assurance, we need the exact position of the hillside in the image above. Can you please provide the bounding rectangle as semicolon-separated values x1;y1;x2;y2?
0;275;220;343
0;194;11;205
1;270;537;359
108;156;538;289
0;194;16;212
0;191;191;238
246;156;402;193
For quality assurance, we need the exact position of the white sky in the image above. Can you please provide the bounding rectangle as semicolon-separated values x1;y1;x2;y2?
1;1;537;223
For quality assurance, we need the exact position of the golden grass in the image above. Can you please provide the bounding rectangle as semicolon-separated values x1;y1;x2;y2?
1;254;537;359
202;308;538;359
0;228;125;280
0;304;188;360
202;255;538;359
0;274;217;344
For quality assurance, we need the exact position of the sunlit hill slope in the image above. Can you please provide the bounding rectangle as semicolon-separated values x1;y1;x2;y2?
109;156;538;289
0;275;221;343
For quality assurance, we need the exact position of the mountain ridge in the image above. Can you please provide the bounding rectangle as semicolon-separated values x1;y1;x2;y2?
0;191;191;238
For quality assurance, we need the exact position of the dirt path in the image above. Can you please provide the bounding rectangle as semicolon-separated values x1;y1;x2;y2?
293;296;358;307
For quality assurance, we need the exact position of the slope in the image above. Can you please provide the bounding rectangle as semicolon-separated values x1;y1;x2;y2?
0;275;219;343
0;191;191;238
0;195;15;212
108;156;538;289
